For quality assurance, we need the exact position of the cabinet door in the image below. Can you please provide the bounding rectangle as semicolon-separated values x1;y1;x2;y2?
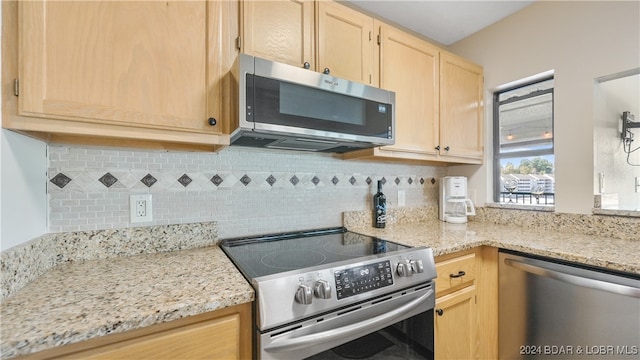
378;23;439;155
82;315;240;360
316;1;374;84
439;52;484;160
241;0;314;69
434;286;477;360
19;1;218;133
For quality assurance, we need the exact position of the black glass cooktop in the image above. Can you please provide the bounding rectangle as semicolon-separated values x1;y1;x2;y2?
220;227;409;279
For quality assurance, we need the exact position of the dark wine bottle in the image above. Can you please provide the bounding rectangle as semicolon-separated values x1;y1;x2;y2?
373;180;386;228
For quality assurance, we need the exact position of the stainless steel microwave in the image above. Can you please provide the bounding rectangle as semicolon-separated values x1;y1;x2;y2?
229;54;395;153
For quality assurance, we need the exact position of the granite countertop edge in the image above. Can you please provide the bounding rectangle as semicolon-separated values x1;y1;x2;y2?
0;245;255;359
347;221;640;275
2;220;639;358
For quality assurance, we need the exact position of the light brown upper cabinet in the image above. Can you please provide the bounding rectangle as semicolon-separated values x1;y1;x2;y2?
316;1;375;85
439;52;484;162
377;22;440;156
5;1;237;150
345;23;484;165
240;0;315;69
240;0;374;84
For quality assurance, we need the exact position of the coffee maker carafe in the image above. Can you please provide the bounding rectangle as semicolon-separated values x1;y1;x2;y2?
439;176;476;223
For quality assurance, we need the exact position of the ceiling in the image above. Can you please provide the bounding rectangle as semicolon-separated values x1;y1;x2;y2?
343;1;536;46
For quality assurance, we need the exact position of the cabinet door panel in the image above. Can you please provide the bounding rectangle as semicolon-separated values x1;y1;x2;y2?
242;0;314;69
60;314;240;360
379;24;439;155
435;286;477;360
19;1;210;132
440;52;484;159
317;1;373;84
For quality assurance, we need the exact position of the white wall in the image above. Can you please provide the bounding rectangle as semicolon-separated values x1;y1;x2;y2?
449;1;640;214
0;132;48;251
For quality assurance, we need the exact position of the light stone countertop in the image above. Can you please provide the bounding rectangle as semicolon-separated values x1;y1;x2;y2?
0;246;254;359
348;220;640;275
2;218;639;359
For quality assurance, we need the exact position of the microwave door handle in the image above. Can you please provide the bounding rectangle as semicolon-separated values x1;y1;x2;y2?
263;289;434;353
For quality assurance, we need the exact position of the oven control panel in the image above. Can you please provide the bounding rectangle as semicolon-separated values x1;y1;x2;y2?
334;260;393;300
253;247;436;331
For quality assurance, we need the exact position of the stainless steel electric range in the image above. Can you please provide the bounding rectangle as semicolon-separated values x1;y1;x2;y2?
220;227;437;360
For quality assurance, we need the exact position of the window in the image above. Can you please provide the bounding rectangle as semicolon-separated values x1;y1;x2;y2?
494;77;555;205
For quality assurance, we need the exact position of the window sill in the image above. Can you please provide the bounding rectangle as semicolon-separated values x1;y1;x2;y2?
486;202;555;212
592;208;640;218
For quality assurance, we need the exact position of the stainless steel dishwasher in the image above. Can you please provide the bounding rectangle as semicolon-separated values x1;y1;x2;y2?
499;250;640;359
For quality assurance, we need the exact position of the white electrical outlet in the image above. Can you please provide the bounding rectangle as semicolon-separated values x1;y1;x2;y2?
398;190;406;207
130;194;152;223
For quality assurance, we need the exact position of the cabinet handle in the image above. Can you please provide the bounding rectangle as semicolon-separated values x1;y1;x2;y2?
436;308;444;316
450;270;466;278
303;62;311;69
435;145;441;151
444;146;450;152
323;68;331;75
208;118;217;126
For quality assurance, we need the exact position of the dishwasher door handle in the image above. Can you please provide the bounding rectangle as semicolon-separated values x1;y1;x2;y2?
504;258;640;298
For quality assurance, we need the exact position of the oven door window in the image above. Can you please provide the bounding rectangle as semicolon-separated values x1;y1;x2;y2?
250;74;392;139
306;310;434;360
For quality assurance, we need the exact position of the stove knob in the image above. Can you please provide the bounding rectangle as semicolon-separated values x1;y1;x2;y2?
314;280;331;299
295;284;313;305
411;259;424;274
396;259;413;277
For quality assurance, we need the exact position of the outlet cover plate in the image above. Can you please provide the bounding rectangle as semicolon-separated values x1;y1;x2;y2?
398;190;406;207
130;194;152;223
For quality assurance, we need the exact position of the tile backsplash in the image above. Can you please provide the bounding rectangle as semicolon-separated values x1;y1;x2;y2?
48;146;445;238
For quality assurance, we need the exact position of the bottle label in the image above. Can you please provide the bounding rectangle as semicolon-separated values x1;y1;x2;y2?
376;204;386;224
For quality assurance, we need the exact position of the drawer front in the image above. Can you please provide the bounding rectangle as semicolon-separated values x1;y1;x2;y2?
435;252;476;295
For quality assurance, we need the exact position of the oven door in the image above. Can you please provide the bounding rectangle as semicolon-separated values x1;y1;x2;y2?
259;283;435;360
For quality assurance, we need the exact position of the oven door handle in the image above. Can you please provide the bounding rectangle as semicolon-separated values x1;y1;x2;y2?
264;288;433;353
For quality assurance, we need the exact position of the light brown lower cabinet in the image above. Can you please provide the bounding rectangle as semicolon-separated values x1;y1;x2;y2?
19;303;251;360
435;285;477;359
434;247;498;360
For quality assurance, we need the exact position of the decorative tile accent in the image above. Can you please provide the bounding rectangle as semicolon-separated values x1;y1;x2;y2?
290;175;299;186
240;174;252;186
431;178;436;185
210;174;223;187
45;170;437;193
178;174;192;187
98;173;118;188
140;174;157;188
50;173;72;189
45;145;448;234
